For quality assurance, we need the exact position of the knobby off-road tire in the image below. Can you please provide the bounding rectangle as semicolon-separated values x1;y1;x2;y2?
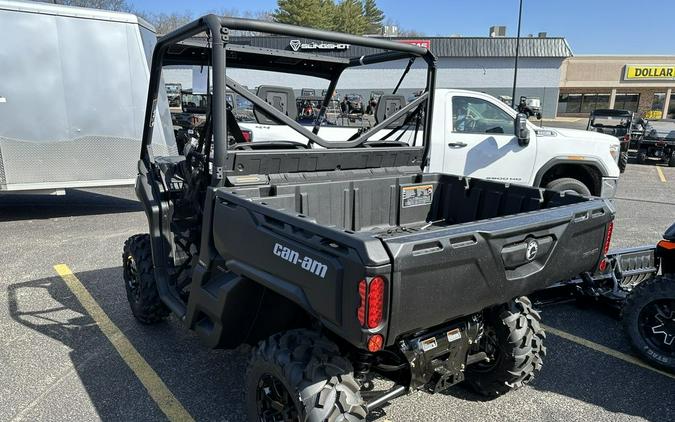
546;177;591;197
465;296;546;397
623;276;675;372
246;329;367;422
122;234;170;324
619;151;629;173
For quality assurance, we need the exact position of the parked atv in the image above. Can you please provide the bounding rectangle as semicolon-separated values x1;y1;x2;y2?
636;119;675;167
623;222;675;372
341;93;365;114
544;221;675;372
587;109;633;173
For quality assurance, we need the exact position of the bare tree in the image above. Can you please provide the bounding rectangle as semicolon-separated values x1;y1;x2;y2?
34;0;132;12
140;11;194;35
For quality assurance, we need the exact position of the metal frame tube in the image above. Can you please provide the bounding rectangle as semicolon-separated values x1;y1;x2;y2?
207;15;227;186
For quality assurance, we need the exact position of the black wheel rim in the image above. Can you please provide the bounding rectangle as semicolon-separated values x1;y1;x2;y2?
637;299;675;356
124;256;142;302
256;373;300;422
471;327;502;372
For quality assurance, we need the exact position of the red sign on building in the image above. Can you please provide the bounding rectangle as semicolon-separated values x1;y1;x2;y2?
397;39;431;49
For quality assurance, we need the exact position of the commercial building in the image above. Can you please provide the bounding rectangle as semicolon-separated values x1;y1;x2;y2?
165;32;572;118
558;57;675;118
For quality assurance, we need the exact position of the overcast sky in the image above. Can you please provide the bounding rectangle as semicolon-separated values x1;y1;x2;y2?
130;0;675;55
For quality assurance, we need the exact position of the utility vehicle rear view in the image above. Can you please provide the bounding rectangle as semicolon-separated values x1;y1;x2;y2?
124;16;615;420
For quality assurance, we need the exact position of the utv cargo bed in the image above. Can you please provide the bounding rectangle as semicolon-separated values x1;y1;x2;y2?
212;170;613;345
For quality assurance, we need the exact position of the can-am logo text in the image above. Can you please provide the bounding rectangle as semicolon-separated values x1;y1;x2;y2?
289;39;350;51
273;243;328;278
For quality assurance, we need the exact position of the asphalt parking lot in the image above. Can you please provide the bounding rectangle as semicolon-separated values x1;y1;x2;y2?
1;162;673;422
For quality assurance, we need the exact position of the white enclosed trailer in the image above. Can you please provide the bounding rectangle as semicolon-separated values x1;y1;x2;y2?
0;0;175;193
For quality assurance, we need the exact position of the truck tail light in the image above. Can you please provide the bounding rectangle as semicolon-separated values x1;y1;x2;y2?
623;134;630;142
357;276;386;329
241;129;253;142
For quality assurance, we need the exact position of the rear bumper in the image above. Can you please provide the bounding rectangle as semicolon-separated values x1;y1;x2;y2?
600;177;619;198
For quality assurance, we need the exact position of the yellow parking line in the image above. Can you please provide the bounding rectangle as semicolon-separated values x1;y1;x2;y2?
656;166;667;182
54;264;194;422
542;324;675;381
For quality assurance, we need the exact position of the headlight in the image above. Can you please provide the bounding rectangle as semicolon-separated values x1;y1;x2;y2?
609;143;620;162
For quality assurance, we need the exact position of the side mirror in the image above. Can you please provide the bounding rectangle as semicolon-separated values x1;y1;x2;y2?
535;112;542;120
514;113;530;146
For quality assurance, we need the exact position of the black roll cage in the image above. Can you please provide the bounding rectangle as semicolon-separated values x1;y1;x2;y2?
141;15;437;186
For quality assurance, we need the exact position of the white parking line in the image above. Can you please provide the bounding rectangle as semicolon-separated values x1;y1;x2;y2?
54;264;195;422
543;324;675;381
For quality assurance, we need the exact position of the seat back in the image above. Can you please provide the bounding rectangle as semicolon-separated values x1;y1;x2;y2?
254;86;297;125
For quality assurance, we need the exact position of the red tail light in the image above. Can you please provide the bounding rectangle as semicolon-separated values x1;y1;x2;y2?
603;222;614;256
658;240;675;250
598;222;614;272
357;276;386;329
623;134;630;141
241;129;253;142
367;276;385;328
367;334;384;352
357;280;366;326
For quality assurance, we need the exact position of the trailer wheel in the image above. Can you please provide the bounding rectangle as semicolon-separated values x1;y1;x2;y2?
623;276;675;372
122;234;169;324
637;150;647;164
546;177;591;196
246;329;367;422
619;152;629;173
668;155;675;167
465;296;546;397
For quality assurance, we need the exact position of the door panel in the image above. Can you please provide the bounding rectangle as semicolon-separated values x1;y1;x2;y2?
443;94;536;184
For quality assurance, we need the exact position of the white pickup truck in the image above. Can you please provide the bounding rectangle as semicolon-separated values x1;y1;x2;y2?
241;89;621;197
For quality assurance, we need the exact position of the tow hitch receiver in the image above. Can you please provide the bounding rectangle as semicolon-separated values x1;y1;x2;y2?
401;318;482;393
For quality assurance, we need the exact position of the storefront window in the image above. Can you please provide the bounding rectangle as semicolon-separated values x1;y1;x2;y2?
651;93;666;111
558;93;610;114
614;93;640;112
668;95;675;119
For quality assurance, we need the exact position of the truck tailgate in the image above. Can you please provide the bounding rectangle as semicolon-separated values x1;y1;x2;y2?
381;199;613;338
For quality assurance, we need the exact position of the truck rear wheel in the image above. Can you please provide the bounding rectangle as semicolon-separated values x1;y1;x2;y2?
246;329;367;422
668;155;675;167
546;177;591;196
122;234;169;324
623;276;675;372
464;296;546;397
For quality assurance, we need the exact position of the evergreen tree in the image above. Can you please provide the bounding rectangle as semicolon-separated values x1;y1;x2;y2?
362;0;384;34
273;0;335;30
332;0;367;34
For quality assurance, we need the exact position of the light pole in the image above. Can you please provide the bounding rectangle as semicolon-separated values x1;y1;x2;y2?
511;0;523;108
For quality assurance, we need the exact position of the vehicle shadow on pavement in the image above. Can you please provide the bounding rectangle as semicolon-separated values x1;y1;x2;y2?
0;189;141;222
6;268;248;421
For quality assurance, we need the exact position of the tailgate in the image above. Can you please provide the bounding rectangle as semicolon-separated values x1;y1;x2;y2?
381;199;613;339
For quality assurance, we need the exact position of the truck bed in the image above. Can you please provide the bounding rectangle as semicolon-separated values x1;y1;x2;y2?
211;170;613;346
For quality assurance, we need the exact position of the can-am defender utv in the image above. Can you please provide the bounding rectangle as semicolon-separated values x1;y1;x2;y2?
125;15;615;420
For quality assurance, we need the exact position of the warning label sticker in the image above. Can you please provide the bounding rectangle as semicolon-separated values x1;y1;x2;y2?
401;184;434;208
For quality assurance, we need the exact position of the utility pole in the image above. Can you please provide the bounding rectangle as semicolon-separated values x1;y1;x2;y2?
511;0;523;108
